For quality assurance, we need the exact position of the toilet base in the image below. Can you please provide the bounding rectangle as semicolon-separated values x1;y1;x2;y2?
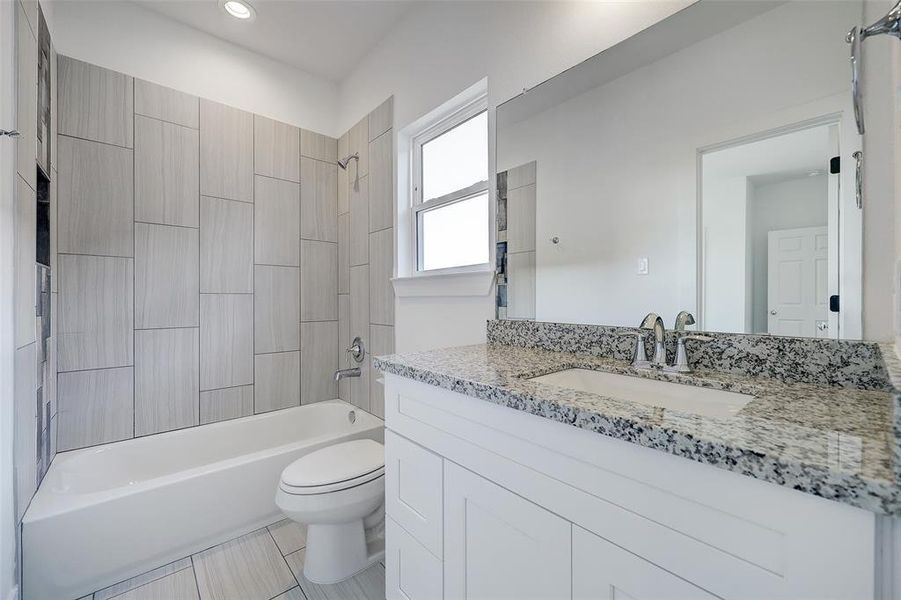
303;519;385;584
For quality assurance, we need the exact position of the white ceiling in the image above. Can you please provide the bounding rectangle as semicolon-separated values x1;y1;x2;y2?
134;0;416;82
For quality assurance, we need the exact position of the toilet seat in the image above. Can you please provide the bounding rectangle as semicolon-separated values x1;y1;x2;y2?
279;439;384;496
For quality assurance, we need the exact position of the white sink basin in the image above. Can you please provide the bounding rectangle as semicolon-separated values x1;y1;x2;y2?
529;369;752;418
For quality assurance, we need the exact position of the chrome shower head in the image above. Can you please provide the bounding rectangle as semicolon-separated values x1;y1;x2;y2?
337;153;359;170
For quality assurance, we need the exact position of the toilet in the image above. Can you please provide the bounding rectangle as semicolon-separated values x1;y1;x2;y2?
275;438;385;584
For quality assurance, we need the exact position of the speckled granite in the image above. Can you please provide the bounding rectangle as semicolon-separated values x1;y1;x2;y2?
373;343;901;515
487;319;891;390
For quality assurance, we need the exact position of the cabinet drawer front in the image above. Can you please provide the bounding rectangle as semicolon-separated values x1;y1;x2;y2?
444;462;571;600
574;526;717;600
386;516;443;600
386;430;444;557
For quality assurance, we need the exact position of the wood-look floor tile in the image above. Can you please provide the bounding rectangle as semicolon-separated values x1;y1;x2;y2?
110;567;198;600
267;519;307;556
95;558;194;600
192;529;295;600
285;549;385;600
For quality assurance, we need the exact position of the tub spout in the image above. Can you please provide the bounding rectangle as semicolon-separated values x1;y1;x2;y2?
334;367;361;382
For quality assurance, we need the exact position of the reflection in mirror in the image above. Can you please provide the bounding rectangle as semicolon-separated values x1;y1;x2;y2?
495;0;863;339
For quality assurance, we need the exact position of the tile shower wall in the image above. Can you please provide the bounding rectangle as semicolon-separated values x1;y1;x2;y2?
337;98;395;418
55;55;341;451
13;0;58;531
496;161;536;320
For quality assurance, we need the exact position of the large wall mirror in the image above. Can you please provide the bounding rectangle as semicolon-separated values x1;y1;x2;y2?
495;0;863;339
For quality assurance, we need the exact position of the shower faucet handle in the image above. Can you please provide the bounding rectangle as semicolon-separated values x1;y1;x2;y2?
346;337;366;364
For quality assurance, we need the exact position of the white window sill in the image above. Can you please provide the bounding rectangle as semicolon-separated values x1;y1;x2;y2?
392;269;496;298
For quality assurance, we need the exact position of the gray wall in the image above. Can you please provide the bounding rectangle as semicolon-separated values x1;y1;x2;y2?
53;55;347;451
337;99;395;418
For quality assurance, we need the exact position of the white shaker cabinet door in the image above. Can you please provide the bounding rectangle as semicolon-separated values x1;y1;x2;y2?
573;526;717;600
444;462;571;600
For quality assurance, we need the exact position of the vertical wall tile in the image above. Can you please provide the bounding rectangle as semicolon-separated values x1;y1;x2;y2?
16;3;37;190
349;176;369;266
254;265;300;354
254;176;300;266
347;117;369;177
200;385;253;424
300;240;337;321
369;325;394;418
200;99;253;203
337;295;350;402
368;97;393;142
15;176;36;349
58;254;133;372
300;322;337;404
135;328;199;436
369;228;394;326
507;184;536;253
136;223;199;329
338;213;350;294
58;55;134;147
14;343;37;520
348;265;370;410
58;135;134;257
200;294;253;390
369;132;393;233
200;196;253;293
135;79;199;128
254;352;300;413
301;129;337;163
58;366;134;451
349;266;370;342
255;115;300;182
507;252;536;319
300;158;337;242
135;115;200;228
337;133;349;216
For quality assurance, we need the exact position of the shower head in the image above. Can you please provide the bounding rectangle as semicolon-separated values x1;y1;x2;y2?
337;153;359;170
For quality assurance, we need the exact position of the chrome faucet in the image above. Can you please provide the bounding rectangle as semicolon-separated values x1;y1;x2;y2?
639;313;667;367
674;311;695;332
334;367;361;382
334;336;366;382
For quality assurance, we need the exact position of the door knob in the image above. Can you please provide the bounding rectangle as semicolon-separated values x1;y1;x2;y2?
770;310;777;315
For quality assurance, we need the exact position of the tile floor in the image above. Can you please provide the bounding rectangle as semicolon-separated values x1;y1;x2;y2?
76;519;385;600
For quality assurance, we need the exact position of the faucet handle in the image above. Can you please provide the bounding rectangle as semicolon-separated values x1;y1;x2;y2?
345;336;366;364
618;331;650;368
666;334;713;373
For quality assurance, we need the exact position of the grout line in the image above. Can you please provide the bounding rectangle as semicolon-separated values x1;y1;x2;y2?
58;364;132;375
57;132;133;151
254;171;301;186
266;528;308;600
134;111;199;132
58;251;133;260
135;325;199;332
132;87;137;442
200;193;254;206
134;219;199;231
190;556;203;600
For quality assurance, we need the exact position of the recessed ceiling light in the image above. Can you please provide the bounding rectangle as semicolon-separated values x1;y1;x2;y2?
220;0;256;21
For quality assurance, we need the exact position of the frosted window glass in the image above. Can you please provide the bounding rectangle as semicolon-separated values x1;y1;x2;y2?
420;193;489;271
422;111;488;201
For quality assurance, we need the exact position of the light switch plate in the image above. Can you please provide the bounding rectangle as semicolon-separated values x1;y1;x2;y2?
637;257;649;275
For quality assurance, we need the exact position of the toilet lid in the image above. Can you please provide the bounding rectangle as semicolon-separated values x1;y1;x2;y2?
280;439;384;490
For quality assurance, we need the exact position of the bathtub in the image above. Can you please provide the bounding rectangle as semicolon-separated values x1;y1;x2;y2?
22;400;383;600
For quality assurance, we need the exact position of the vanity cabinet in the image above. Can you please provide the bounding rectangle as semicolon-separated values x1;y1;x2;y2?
383;373;881;600
444;462;571;599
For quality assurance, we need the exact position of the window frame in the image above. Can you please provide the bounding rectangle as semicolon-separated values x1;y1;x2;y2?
411;97;489;273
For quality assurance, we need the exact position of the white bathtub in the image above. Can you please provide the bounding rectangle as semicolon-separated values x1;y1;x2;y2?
22;400;384;600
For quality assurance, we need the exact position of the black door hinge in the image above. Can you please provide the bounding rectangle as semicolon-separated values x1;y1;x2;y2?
829;295;840;312
829;156;840;174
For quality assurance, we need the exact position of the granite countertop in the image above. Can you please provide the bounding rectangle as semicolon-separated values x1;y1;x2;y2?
373;343;901;516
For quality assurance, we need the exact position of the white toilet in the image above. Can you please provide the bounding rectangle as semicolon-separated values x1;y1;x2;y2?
275;438;385;584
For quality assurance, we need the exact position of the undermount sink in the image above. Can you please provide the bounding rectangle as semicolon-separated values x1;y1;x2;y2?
529;369;752;418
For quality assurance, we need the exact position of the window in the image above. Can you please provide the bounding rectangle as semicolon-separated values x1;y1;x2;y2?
413;105;489;272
